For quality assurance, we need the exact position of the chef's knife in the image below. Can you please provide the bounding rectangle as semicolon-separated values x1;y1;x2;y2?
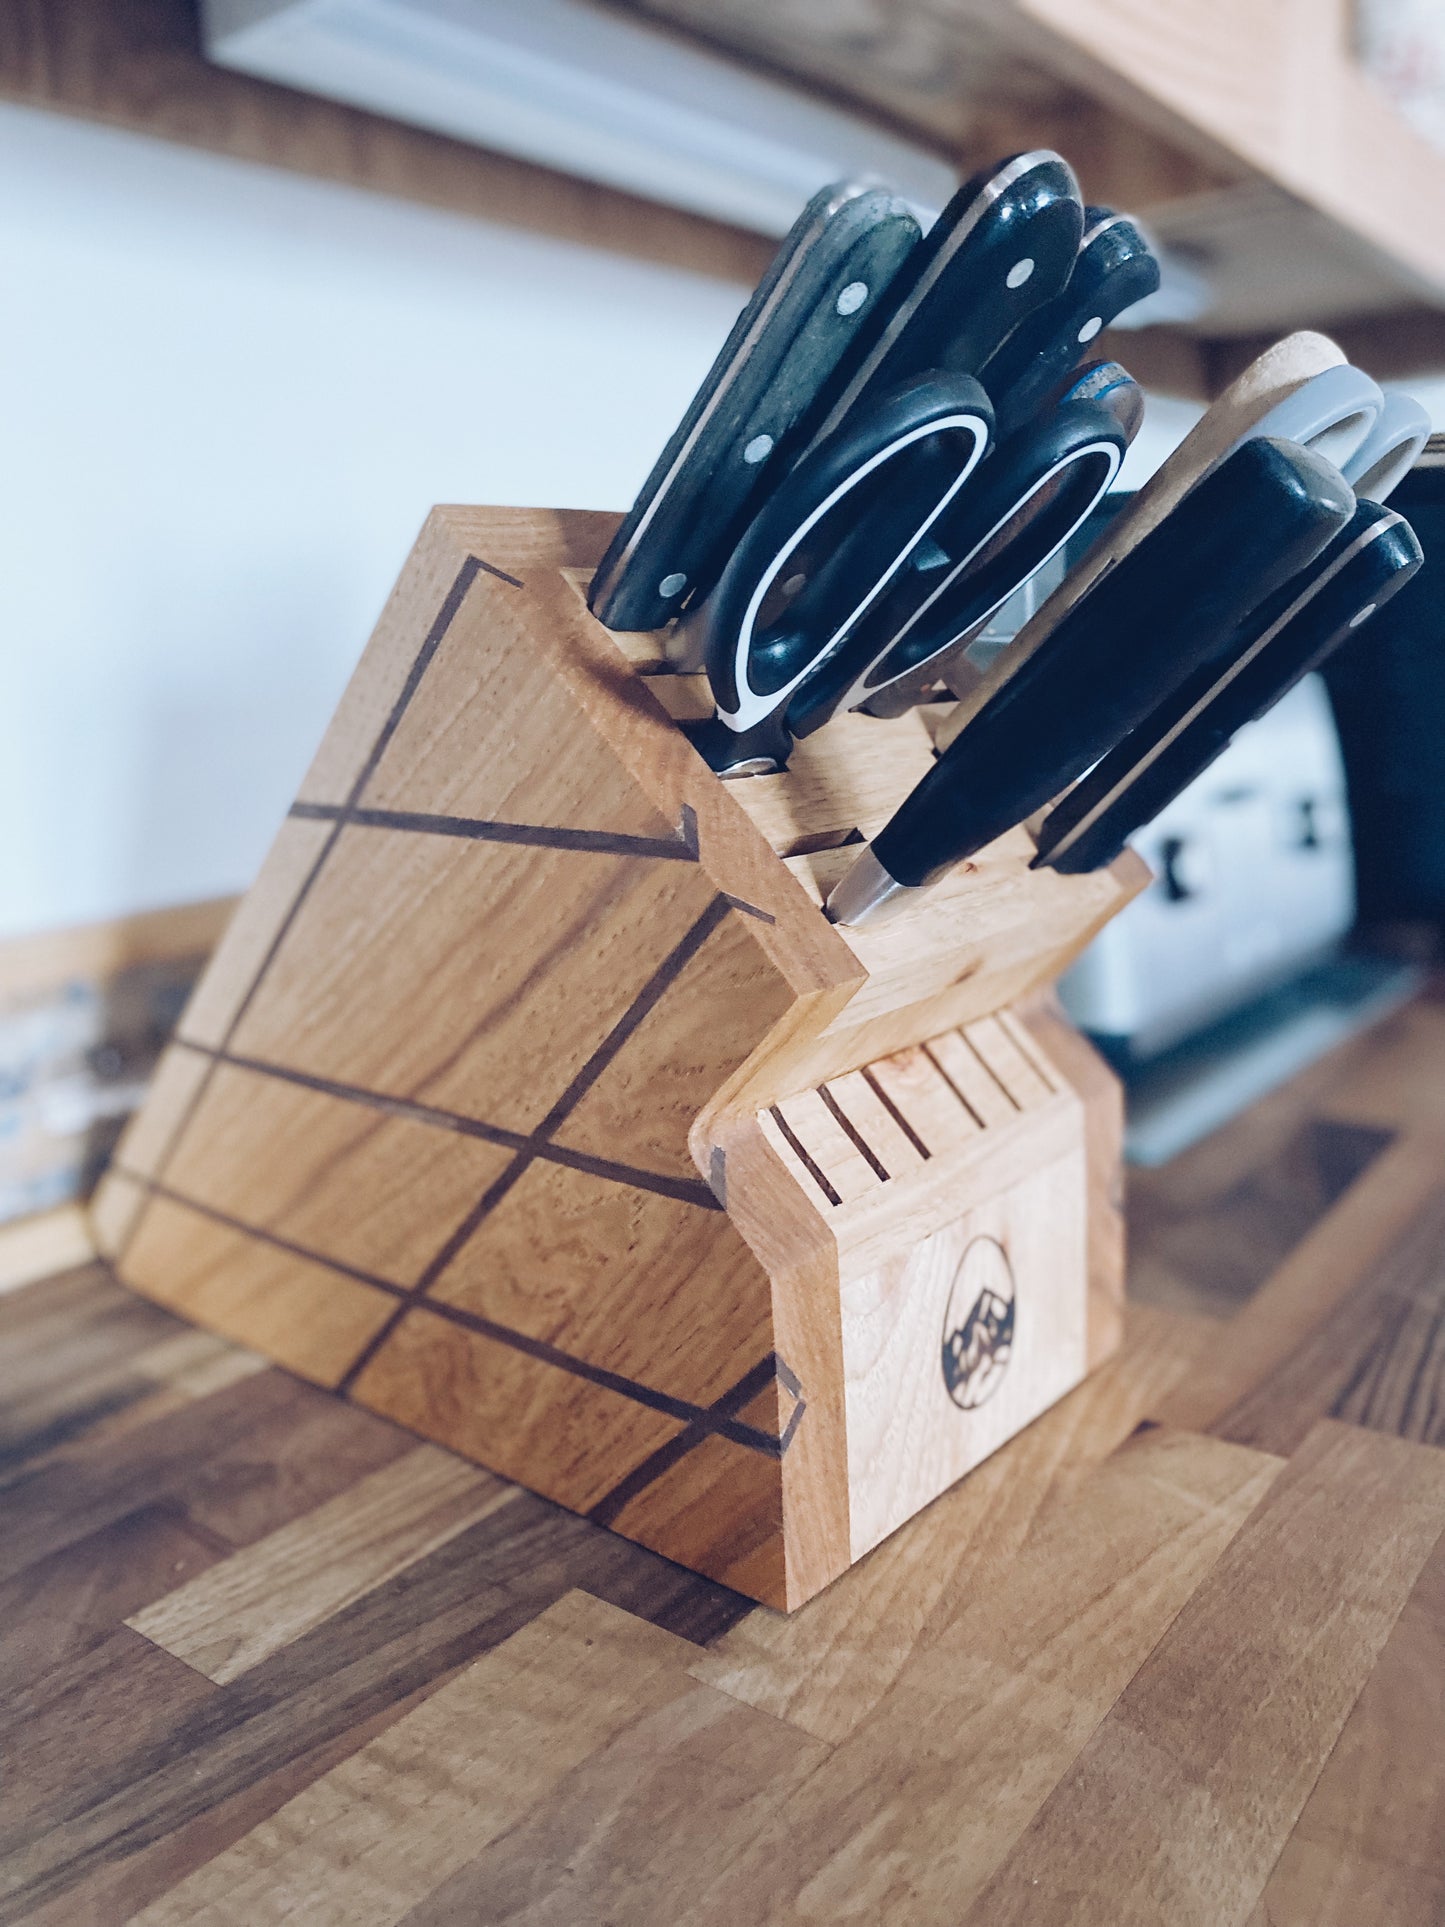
784;369;1135;736
1033;501;1423;873
807;151;1083;446
824;436;1356;925
588;180;921;633
1342;390;1431;502
978;208;1161;438
682;370;994;775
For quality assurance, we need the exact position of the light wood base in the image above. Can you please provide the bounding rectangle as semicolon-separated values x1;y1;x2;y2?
94;507;1146;1609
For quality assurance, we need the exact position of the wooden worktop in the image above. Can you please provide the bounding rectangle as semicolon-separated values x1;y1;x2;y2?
4;987;1445;1924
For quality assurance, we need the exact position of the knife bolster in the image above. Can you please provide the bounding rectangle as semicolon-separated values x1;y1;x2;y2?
94;506;1147;1612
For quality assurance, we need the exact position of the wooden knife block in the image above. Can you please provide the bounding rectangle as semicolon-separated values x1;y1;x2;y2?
92;507;1148;1611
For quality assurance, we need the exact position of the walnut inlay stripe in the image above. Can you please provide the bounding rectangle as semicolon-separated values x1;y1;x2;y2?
289;800;701;862
587;1353;796;1526
111;1169;784;1458
168;1038;722;1212
122;557;490;1260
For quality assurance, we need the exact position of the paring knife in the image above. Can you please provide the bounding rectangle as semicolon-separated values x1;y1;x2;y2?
824;436;1357;926
932;331;1353;759
683;371;994;776
587;180;921;633
978;208;1161;438
785;366;1137;734
806;150;1084;446
1031;502;1423;874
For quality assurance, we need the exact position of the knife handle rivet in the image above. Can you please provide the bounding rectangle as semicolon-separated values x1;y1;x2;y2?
835;280;869;316
1077;315;1103;343
743;434;775;465
658;572;687;598
1006;257;1035;289
1348;602;1377;628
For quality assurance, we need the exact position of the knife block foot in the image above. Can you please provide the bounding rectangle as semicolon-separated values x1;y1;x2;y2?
93;507;1148;1611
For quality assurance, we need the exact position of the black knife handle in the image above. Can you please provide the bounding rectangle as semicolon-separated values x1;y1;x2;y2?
868;436;1356;889
812;153;1082;444
588;181;920;632
784;392;1127;738
980;209;1160;439
1034;503;1423;872
691;371;993;746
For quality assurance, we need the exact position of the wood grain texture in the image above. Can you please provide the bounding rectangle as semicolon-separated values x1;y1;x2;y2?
1208;1175;1445;1457
123;1592;746;1927
682;1428;1281;1926
689;1300;1210;1743
1247;1527;1445;1927
98;505;1137;1607
0;1207;94;1296
964;1421;1445;1926
1016;0;1445;301
127;1446;512;1684
1155;1131;1445;1435
9;973;1445;1922
842;1151;1087;1560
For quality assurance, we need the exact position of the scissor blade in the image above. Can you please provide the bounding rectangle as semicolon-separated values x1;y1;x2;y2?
686;371;993;774
783;391;1128;738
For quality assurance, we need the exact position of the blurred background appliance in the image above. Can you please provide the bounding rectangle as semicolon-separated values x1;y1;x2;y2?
1324;436;1445;932
1052;451;1442;1165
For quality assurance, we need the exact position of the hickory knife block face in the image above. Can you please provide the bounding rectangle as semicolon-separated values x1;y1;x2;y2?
92;506;1146;1610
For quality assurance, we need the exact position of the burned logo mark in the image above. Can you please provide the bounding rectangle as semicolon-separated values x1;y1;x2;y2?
941;1236;1015;1409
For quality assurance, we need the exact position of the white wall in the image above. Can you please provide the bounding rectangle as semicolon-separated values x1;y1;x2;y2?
0;102;753;940
0;101;1223;942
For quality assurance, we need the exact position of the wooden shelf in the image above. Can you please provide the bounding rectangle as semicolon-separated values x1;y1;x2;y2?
616;0;1445;380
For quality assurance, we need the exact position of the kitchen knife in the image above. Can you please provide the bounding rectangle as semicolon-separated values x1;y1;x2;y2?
807;151;1083;446
684;370;994;775
1342;390;1431;502
587;180;921;633
1033;501;1423;873
824;436;1356;925
783;369;1135;736
932;331;1352;758
978;208;1161;438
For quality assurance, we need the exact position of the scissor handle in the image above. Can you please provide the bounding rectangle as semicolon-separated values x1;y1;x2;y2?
1342;391;1431;503
1230;363;1384;474
690;372;993;746
784;394;1127;739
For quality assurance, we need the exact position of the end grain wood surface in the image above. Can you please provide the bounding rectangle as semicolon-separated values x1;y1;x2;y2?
5;986;1445;1922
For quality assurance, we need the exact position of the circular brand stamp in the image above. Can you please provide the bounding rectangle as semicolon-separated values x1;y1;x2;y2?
941;1236;1016;1410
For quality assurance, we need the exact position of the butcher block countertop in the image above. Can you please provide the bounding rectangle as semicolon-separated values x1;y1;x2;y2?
4;987;1445;1925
